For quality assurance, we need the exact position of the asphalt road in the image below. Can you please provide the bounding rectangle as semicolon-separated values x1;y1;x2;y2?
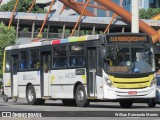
0;97;160;120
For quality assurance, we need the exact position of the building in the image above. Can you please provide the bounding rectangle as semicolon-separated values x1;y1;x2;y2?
0;0;10;5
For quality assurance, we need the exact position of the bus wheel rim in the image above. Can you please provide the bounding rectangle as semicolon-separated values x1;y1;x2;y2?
28;90;34;102
77;90;84;102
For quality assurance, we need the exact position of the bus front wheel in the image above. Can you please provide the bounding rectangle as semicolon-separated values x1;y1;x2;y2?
119;100;133;108
75;84;90;107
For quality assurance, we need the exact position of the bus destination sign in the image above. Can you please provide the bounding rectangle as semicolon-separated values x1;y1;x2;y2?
108;36;147;42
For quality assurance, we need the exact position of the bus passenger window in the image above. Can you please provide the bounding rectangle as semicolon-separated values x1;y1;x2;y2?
69;45;85;67
5;52;11;72
20;50;28;70
53;46;67;68
29;49;40;69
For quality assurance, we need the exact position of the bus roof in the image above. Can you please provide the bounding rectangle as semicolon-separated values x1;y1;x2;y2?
5;35;101;50
5;33;150;50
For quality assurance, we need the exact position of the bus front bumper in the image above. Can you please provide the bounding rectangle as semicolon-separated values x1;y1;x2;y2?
103;85;156;99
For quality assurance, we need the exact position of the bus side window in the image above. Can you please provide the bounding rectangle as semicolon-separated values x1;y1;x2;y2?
69;45;85;67
53;46;67;68
20;50;28;70
5;52;11;72
29;49;40;69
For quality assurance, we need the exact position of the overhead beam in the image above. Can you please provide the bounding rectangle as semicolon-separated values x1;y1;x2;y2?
70;0;108;10
38;0;55;38
8;0;19;29
70;0;90;36
59;0;95;16
28;0;36;13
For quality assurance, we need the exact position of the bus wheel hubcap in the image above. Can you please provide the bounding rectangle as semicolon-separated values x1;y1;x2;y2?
28;90;34;101
77;90;84;102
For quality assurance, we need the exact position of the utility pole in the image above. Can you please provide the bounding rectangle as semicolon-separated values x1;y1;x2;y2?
131;0;139;33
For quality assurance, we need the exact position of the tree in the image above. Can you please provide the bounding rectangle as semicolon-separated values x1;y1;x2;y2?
0;0;46;13
0;22;16;78
139;8;160;19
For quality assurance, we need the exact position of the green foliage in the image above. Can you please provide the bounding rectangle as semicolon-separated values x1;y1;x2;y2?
139;8;160;19
0;22;16;78
0;0;46;13
21;27;29;32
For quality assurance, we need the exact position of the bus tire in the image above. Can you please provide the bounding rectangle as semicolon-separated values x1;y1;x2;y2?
62;99;76;106
119;100;133;108
148;99;156;107
75;84;90;107
26;85;37;105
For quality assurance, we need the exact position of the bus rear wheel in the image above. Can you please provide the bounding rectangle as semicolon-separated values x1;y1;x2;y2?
75;84;90;107
119;100;133;108
26;85;45;105
27;85;37;105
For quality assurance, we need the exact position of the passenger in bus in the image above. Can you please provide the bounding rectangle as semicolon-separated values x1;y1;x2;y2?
71;57;76;66
20;60;27;69
53;61;59;68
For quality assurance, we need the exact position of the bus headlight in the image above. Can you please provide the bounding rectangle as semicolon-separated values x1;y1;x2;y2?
105;77;114;88
150;78;156;87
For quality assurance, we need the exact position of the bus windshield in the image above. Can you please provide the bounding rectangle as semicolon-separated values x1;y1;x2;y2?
103;45;155;74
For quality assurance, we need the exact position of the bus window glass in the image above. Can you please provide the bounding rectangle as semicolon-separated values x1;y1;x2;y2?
29;49;39;69
53;46;67;68
104;46;154;74
5;53;10;72
20;50;28;70
69;45;85;67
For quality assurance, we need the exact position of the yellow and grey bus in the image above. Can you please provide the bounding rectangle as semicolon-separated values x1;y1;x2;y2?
3;33;156;108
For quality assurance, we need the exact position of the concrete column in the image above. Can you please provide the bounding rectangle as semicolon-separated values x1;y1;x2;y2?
122;27;125;33
47;23;50;39
31;22;35;39
16;19;19;39
132;0;139;33
77;23;81;36
62;23;65;39
92;25;96;35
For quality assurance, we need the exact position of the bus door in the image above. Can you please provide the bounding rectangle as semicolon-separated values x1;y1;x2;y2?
11;55;18;97
87;47;97;97
41;52;51;97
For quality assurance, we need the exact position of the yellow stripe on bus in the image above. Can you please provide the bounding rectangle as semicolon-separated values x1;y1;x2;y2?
50;76;55;84
82;75;86;84
109;75;154;83
7;79;11;86
114;82;150;89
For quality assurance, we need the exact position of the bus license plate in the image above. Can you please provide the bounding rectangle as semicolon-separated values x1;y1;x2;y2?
128;91;137;95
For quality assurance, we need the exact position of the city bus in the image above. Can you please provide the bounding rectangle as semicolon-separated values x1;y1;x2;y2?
3;33;156;108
